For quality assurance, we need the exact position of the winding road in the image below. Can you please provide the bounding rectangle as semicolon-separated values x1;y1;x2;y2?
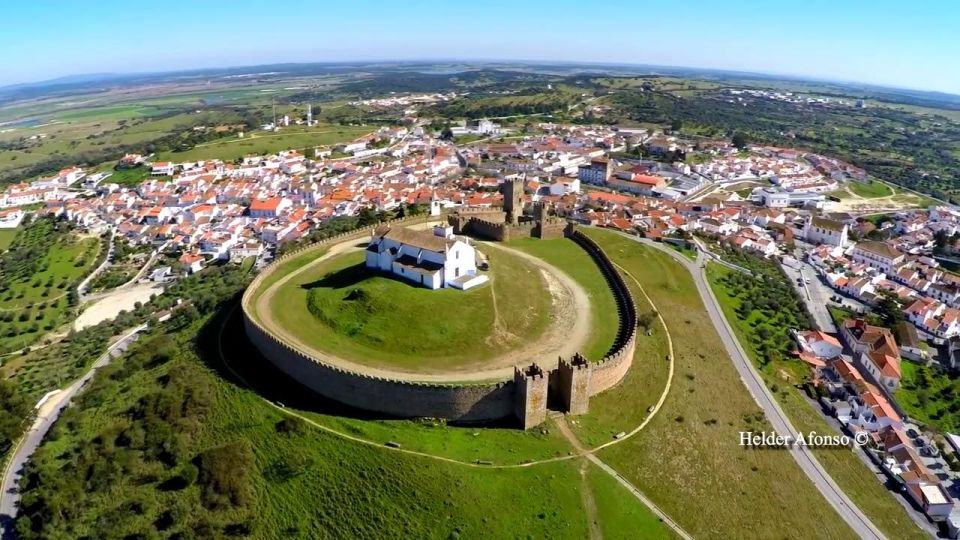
0;324;146;538
625;234;886;540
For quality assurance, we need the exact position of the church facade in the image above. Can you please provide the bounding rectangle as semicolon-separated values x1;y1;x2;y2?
365;225;489;290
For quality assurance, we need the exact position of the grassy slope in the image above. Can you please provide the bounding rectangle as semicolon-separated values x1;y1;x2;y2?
19;305;674;538
155;125;371;162
706;262;928;540
268;246;552;371
583;229;855;539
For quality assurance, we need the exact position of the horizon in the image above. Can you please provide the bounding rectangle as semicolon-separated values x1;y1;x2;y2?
5;58;960;100
3;0;960;95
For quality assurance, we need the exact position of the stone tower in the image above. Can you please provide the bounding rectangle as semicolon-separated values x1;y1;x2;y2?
501;178;524;225
514;363;548;429
557;354;592;415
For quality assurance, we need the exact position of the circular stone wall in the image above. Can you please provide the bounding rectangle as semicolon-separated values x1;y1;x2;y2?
240;224;637;424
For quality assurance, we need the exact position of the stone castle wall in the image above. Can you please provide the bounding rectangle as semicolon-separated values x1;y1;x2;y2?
241;217;640;428
243;315;515;421
567;230;638;397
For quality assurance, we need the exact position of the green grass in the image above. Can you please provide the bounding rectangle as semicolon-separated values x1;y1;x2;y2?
586;463;676;539
0;228;18;251
509;237;618;360
15;291;672;538
264;245;552;371
847;180;895;198
105;165;153;187
897;361;960;433
664;240;698;261
0;221;101;352
155;125;371;162
706;261;928;540
574;229;856;539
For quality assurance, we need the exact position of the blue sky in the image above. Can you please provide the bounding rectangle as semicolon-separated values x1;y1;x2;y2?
3;0;958;94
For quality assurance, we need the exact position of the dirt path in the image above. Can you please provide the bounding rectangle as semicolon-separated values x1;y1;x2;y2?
252;237;591;382
74;283;164;330
578;458;603;540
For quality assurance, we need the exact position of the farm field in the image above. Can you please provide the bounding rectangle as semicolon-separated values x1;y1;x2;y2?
262;244;553;372
706;261;928;540
0;218;101;353
154;124;371;162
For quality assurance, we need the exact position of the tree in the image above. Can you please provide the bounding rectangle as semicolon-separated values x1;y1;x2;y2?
439;126;454;140
407;203;425;217
732;132;750;149
873;289;905;327
670;119;683;132
357;207;379;227
934;229;949;255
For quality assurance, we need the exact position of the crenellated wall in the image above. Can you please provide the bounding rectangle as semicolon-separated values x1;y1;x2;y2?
241;221;640;428
244;315;516;421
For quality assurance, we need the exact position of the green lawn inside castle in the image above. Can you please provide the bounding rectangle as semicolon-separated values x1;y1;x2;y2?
262;242;560;374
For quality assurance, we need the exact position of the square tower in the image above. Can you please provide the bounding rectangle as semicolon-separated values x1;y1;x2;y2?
514;363;548;429
501;178;524;225
557;354;592;415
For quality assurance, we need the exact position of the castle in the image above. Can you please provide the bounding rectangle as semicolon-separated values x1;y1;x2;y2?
448;178;568;242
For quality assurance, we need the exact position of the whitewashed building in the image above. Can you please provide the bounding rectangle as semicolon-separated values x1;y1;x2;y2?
365;225;488;290
804;216;849;247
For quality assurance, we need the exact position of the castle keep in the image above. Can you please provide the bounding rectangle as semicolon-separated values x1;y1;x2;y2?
448;178;567;242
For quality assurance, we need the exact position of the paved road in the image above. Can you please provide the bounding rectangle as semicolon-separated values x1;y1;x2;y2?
781;258;838;334
624;234;887;540
0;324;146;537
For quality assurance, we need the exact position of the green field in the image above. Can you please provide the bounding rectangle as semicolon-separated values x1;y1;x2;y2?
155;125;371;162
847;179;895;198
263;244;554;372
706;261;928;539
577;230;855;538
0;219;101;352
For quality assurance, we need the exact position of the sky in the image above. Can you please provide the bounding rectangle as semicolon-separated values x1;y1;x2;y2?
2;0;959;94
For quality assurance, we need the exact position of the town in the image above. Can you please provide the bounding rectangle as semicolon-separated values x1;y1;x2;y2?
0;105;956;537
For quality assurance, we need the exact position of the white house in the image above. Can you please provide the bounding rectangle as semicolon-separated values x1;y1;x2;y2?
849;241;905;273
151;162;175;176
804;216;848;247
796;330;843;359
365;225;488;290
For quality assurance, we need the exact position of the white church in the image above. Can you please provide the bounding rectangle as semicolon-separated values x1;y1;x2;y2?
365;225;489;290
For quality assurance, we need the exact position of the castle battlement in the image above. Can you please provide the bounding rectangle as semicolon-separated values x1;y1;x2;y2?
242;220;639;430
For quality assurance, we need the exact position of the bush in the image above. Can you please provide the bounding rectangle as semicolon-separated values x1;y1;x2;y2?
196;442;256;510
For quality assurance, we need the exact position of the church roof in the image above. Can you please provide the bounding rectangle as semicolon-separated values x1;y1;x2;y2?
373;225;452;253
